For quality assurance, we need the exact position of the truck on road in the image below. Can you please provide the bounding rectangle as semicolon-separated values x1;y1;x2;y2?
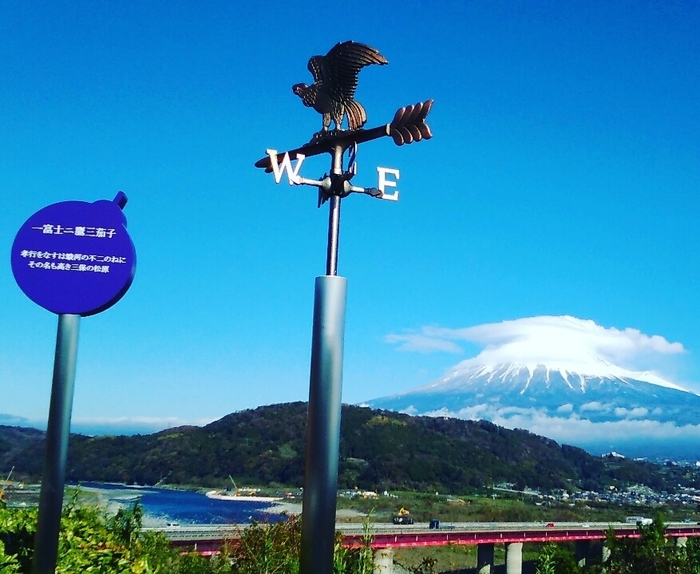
392;507;414;525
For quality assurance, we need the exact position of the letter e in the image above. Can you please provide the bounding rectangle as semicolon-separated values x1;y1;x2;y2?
377;167;400;201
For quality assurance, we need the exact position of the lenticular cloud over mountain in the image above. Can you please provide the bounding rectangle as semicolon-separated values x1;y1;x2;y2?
374;316;700;458
386;315;685;376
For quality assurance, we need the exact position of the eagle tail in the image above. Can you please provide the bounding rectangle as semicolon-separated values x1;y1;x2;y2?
345;100;367;131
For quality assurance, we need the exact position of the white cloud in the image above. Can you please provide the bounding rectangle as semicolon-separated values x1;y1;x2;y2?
614;407;649;419
422;403;700;450
458;404;490;419
68;415;216;435
0;413;30;425
386;315;686;386
72;415;214;426
580;401;612;413
384;332;463;354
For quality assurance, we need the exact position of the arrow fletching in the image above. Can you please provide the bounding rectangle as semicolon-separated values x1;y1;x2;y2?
389;100;433;145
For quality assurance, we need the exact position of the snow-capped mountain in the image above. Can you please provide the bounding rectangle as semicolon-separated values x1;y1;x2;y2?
367;354;700;458
368;359;700;425
371;316;700;457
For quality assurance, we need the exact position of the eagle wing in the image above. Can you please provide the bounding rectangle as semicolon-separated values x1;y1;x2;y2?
307;56;328;86
321;41;388;103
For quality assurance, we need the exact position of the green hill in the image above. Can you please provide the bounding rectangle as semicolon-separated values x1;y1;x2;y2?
0;403;684;493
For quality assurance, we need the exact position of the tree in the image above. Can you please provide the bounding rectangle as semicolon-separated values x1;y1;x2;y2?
604;514;688;574
535;544;581;574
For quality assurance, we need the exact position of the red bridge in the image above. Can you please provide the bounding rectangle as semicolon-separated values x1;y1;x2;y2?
151;521;700;574
339;521;700;548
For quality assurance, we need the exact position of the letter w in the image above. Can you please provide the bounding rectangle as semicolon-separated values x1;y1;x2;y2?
266;149;306;184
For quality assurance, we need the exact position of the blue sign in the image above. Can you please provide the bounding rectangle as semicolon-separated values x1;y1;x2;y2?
11;192;136;316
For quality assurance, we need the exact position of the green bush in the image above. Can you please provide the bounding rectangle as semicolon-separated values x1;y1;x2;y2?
0;501;376;574
0;500;219;574
0;505;35;572
534;514;700;574
535;544;581;574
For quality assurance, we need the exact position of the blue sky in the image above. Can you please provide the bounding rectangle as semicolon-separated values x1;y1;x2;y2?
1;1;699;434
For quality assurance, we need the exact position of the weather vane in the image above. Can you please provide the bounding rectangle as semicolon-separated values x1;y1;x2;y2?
255;40;433;274
255;40;433;574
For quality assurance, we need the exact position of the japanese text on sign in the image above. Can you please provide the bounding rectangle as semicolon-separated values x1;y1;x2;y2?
31;224;117;238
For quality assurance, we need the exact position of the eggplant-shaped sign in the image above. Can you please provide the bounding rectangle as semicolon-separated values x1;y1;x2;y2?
11;192;136;316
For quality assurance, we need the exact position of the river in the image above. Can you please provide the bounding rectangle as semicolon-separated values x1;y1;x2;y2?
74;482;292;526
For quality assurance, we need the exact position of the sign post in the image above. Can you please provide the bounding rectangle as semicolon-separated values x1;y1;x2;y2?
31;313;80;574
10;191;136;574
255;41;433;574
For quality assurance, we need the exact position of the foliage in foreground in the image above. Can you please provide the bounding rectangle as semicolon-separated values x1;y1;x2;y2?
535;544;582;574
535;514;700;574
603;514;700;574
9;500;700;574
0;499;373;574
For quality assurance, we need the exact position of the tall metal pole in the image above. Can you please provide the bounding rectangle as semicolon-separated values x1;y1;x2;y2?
300;144;347;574
300;276;346;574
32;313;81;574
326;196;341;276
325;145;344;276
256;40;432;574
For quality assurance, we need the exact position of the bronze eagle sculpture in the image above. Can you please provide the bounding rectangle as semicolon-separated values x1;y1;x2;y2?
292;41;388;137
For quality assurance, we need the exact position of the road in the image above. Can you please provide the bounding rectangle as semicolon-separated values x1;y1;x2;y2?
149;520;700;547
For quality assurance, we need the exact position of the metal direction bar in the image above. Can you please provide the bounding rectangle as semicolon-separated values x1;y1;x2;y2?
32;313;81;574
254;125;389;172
300;275;347;574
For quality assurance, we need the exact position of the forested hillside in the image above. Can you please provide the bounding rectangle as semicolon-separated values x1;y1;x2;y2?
0;403;683;493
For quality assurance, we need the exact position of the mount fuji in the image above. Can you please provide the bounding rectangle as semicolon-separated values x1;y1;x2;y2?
368;316;700;459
